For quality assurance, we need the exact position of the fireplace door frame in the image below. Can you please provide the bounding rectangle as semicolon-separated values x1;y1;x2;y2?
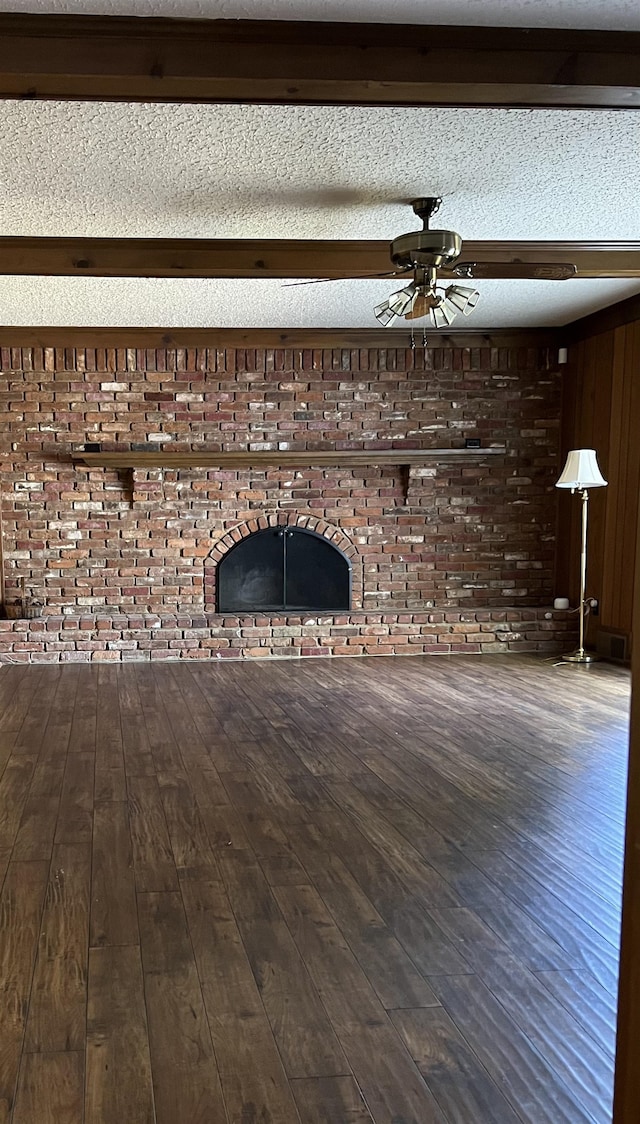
216;525;352;614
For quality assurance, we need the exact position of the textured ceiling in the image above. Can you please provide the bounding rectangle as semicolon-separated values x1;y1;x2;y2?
2;0;639;31
4;103;640;242
0;4;639;328
3;275;638;330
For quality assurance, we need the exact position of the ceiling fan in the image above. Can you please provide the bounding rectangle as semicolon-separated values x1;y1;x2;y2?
373;196;576;328
286;196;578;329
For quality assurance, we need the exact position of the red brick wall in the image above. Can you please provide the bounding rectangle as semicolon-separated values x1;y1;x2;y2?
0;341;571;660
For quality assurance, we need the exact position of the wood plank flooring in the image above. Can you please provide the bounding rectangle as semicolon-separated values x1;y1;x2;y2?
0;654;629;1124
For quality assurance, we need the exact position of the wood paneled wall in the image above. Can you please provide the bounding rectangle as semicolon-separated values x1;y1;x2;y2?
558;317;640;647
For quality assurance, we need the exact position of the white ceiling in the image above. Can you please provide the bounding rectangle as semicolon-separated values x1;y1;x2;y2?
2;1;640;31
5;275;638;331
0;1;639;328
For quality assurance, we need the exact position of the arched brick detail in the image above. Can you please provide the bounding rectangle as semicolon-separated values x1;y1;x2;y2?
204;514;362;612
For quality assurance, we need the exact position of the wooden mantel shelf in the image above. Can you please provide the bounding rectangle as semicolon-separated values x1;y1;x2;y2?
71;447;506;470
71;447;506;506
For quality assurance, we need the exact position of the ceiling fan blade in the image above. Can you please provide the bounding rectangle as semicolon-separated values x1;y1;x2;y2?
282;271;401;287
453;262;577;281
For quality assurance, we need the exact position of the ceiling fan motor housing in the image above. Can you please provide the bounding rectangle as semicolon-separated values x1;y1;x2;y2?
391;229;462;270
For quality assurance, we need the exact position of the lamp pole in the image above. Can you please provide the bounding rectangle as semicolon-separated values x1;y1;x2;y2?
563;486;597;663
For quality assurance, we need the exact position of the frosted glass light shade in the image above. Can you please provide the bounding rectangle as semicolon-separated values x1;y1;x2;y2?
373;283;418;327
556;449;607;490
443;284;480;314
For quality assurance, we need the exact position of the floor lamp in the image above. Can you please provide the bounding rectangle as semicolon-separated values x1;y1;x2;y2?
555;448;607;663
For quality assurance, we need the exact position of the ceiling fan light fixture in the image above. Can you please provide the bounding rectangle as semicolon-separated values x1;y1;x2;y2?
373;299;400;327
388;283;419;316
429;302;458;329
443;284;481;314
374;282;418;326
374;235;481;329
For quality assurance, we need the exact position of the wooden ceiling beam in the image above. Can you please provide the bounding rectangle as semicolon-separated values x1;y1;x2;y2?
0;237;637;279
0;237;391;280
0;326;560;349
0;14;639;110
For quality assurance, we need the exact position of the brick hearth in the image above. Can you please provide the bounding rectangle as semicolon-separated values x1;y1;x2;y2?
0;608;575;663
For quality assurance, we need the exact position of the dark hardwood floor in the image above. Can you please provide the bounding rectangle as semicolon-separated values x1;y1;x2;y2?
0;654;629;1124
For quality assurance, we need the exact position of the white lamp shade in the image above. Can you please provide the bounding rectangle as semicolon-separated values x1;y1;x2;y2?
556;449;607;490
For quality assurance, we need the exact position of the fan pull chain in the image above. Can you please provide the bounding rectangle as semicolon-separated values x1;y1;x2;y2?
409;323;429;351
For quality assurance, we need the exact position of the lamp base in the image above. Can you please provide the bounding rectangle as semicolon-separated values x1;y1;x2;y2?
560;648;600;664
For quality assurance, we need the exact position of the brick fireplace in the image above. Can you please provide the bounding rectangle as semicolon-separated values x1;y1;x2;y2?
0;339;576;662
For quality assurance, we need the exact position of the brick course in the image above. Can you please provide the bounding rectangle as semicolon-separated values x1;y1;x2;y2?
0;609;575;663
0;342;570;661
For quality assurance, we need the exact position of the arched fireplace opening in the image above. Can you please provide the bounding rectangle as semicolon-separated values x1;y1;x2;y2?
217;526;352;613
